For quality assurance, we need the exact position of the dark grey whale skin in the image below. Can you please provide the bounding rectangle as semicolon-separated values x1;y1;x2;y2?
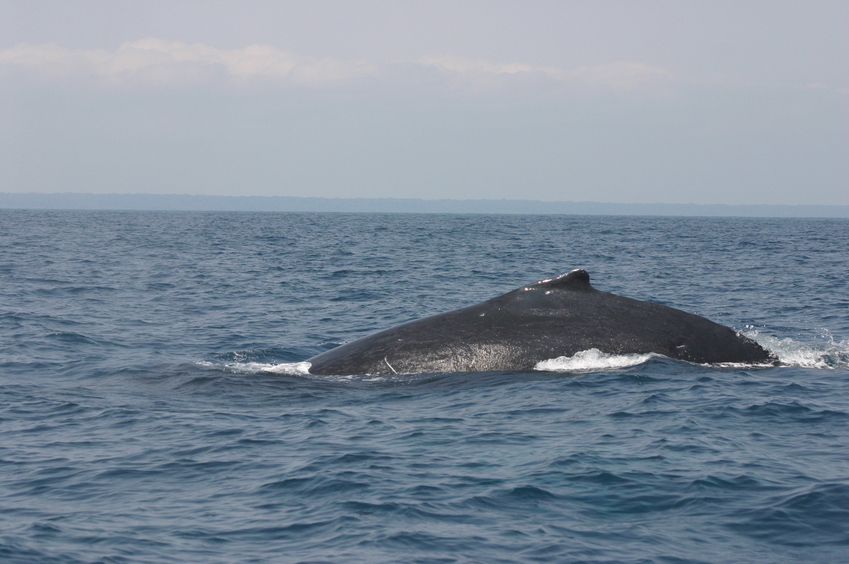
306;269;776;375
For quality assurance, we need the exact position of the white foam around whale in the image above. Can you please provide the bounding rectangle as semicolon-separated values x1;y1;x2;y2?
744;330;849;370
197;360;312;375
534;348;657;373
199;332;849;377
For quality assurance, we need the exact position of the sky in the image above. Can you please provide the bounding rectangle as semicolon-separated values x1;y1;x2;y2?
1;1;847;205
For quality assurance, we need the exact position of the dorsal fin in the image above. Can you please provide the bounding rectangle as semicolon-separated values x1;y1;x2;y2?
544;269;593;291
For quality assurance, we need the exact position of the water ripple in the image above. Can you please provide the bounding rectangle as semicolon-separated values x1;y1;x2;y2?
0;211;847;563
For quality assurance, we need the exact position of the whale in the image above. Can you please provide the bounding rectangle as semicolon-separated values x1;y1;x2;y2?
306;269;775;375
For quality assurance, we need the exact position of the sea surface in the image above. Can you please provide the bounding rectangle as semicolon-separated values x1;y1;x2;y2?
1;210;847;564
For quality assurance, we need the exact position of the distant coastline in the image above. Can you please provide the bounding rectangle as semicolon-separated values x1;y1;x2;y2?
1;193;847;218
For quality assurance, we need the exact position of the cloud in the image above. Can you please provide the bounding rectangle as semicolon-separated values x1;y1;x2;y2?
803;82;849;96
566;61;674;92
0;39;379;87
0;39;674;96
419;55;559;77
419;55;674;94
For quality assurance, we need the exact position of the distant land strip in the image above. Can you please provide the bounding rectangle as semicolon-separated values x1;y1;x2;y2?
1;193;847;218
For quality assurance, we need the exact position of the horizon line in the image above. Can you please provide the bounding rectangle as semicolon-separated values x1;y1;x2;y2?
1;192;847;218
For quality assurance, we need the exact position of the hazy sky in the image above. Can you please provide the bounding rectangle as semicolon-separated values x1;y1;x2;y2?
1;1;846;204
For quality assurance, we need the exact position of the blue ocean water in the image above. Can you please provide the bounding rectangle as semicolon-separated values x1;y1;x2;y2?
1;210;847;564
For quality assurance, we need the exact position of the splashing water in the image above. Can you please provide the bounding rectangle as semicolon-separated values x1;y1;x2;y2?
197;360;312;375
535;348;657;373
747;330;849;369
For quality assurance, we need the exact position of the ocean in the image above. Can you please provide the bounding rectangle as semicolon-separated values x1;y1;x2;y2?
1;210;847;563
